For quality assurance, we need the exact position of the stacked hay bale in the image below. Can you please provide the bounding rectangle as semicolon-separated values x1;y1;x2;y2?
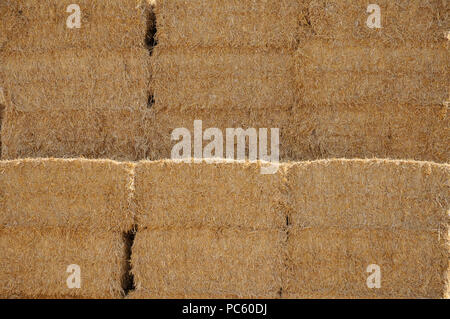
0;0;151;160
0;159;134;298
287;0;449;162
127;159;448;298
284;159;449;298
149;0;300;159
129;161;286;298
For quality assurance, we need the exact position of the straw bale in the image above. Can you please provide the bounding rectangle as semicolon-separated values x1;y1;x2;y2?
1;48;150;111
0;158;135;232
295;43;449;107
285;159;449;231
146;108;290;161
284;104;449;163
0;0;150;53
131;228;285;298
135;161;286;230
285;228;449;298
0;227;127;299
154;0;300;49
301;0;448;47
151;48;296;111
1;108;153;161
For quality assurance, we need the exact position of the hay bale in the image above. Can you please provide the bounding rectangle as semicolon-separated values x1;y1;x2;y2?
1;48;150;111
151;47;296;112
285;228;448;298
135;161;286;230
131;229;285;298
0;227;127;299
301;0;448;46
0;158;135;232
295;43;449;107
284;159;449;298
154;0;300;49
1;108;153;161
146;108;290;161
284;104;449;163
0;0;150;53
286;159;449;230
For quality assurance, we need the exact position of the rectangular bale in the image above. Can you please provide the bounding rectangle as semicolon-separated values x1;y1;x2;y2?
1;48;150;111
301;0;448;46
0;0;150;53
151;48;296;112
0;158;134;232
285;228;449;298
154;0;300;49
295;43;449;107
147;108;290;161
135;161;286;230
0;227;127;299
131;228;285;298
1;108;153;161
284;104;449;163
285;159;449;231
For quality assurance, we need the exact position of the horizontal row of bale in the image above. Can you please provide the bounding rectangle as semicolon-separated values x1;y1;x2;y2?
1;158;448;298
2;104;447;163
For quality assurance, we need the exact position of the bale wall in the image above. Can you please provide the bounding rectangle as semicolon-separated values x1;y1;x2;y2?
284;159;450;298
0;48;150;111
0;227;127;299
1;108;153;161
131;228;285;298
300;0;448;46
135;161;286;230
284;104;449;163
0;0;150;53
154;0;301;49
151;48;295;112
0;158;135;232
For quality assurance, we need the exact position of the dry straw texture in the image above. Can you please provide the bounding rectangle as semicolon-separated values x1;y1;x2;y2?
284;159;449;298
1;108;153;161
151;47;295;112
0;158;135;232
0;227;127;299
295;43;449;107
284;104;449;163
135;161;286;230
146;107;290;161
154;0;300;49
132;229;285;298
0;0;150;53
300;0;448;47
286;228;448;298
1;48;150;111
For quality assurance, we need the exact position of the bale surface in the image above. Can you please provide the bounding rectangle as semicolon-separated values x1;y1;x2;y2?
301;0;448;46
0;0;149;53
284;159;449;298
286;228;448;298
295;43;449;107
0;158;134;232
284;104;449;163
135;161;286;230
1;48;150;111
285;159;449;231
132;228;284;298
154;0;300;49
1;108;153;161
146;108;289;161
0;227;126;299
151;48;295;112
